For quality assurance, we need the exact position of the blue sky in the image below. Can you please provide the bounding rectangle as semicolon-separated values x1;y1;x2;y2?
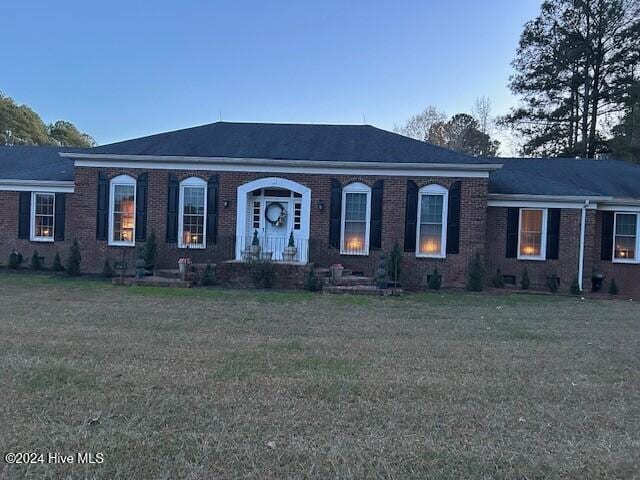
3;0;541;146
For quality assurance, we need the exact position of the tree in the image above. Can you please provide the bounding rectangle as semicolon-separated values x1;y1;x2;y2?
472;96;493;135
0;92;94;147
394;106;446;141
609;81;640;162
428;113;500;156
501;0;640;158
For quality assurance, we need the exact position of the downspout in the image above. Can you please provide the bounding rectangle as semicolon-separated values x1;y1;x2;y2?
578;200;590;292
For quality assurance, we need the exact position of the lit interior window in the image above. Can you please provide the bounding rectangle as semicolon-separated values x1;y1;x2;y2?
519;209;544;258
419;194;444;255
33;193;55;240
343;191;368;254
112;184;135;244
182;186;205;247
614;213;637;260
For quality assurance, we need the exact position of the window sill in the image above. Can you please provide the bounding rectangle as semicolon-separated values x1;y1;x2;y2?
30;237;54;243
416;253;446;259
340;250;369;256
517;256;546;261
178;244;206;249
108;242;135;247
612;258;639;265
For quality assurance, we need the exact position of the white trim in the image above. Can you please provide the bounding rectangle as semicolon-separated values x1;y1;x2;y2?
340;182;372;256
108;174;136;247
599;204;640;212
578;201;589;291
68;155;497;178
612;212;640;264
178;177;207;249
517;208;548;261
0;179;74;193
29;192;55;242
488;194;600;210
235;177;311;262
416;184;448;259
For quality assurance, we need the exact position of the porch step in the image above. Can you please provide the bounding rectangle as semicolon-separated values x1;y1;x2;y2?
324;275;375;286
156;269;182;279
112;276;193;288
323;285;403;296
313;267;353;278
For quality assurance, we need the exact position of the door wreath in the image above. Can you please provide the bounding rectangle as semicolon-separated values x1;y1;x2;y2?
265;202;288;227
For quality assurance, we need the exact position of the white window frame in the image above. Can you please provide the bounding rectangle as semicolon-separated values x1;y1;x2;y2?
340;182;371;256
517;208;548;261
30;192;55;242
178;177;207;249
108;174;136;247
612;212;640;264
416;184;448;259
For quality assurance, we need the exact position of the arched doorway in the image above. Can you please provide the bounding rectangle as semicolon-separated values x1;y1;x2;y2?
235;177;311;262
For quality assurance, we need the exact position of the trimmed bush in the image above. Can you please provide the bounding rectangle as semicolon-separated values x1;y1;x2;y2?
66;239;81;276
31;250;42;271
546;274;559;293
52;252;64;272
570;276;581;295
305;269;321;292
428;267;442;290
609;278;619;295
144;232;158;270
8;251;23;269
520;268;530;290
250;260;275;288
387;243;403;284
466;252;485;292
102;259;114;278
492;268;505;288
201;264;215;286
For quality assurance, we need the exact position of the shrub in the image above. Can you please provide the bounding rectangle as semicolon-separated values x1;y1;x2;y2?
609;277;619;295
376;253;388;289
288;231;295;248
8;251;23;269
66;239;81;276
466;252;484;292
492;268;505;288
546;274;559;293
201;264;215;286
387;243;403;284
305;269;321;292
52;252;64;272
250;260;275;288
144;232;158;270
570;276;581;295
31;250;42;271
428;267;442;290
520;268;530;290
102;259;114;278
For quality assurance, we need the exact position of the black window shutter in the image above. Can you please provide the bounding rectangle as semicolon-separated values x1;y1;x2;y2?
506;207;519;258
601;211;615;261
166;173;179;243
403;180;418;252
329;179;342;249
54;193;66;241
135;173;148;242
546;208;561;260
446;181;461;254
18;192;31;239
207;175;219;245
369;180;383;250
96;172;109;240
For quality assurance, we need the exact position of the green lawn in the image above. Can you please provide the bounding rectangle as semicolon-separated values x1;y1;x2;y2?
0;272;638;479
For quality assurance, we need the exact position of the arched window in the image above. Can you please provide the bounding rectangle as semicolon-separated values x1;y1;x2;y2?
109;175;136;246
416;184;448;258
178;177;207;248
341;182;371;255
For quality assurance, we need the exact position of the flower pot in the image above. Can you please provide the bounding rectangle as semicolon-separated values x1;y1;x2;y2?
283;246;297;262
179;263;187;274
330;266;344;283
250;244;261;256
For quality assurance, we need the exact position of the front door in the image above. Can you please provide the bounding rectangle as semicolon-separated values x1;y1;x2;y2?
262;198;291;260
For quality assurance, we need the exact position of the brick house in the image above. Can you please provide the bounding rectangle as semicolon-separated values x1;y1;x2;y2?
1;122;639;294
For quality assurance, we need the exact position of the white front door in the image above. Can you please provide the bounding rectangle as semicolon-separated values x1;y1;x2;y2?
262;198;291;260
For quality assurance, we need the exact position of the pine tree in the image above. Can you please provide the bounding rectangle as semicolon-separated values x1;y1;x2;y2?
52;252;64;272
466;252;485;292
31;250;42;271
521;268;530;290
66;239;81;276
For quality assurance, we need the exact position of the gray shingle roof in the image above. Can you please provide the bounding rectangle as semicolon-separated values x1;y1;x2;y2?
0;146;80;181
87;121;490;164
488;157;640;199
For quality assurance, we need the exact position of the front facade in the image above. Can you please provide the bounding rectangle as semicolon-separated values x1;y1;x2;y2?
1;123;639;295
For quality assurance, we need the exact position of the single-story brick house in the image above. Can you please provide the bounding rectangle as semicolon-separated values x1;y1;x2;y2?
1;122;639;294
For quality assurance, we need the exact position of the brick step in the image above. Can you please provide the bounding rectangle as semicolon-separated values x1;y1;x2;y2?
155;269;182;279
322;285;403;296
314;268;353;277
324;275;375;286
112;276;193;288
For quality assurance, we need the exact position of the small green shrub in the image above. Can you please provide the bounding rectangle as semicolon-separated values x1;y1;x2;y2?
466;252;484;292
520;268;530;290
387;243;403;283
570;276;581;295
305;269;321;292
547;274;559;293
288;231;295;248
201;264;215;286
31;250;42;271
608;278;619;295
66;239;81;276
250;260;275;288
492;268;505;288
8;251;23;269
144;232;158;270
52;252;64;272
428;267;442;290
252;230;260;246
102;259;114;278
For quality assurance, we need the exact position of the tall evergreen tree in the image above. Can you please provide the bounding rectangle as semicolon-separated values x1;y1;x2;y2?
501;0;640;158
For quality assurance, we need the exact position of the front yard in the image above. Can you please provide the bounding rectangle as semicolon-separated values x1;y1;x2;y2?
0;273;638;479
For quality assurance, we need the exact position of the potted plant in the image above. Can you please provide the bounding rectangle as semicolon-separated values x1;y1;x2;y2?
178;257;192;274
283;232;297;261
250;230;261;256
591;267;604;292
330;263;344;283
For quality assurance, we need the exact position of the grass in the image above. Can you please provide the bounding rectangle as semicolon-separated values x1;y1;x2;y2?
0;272;638;479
